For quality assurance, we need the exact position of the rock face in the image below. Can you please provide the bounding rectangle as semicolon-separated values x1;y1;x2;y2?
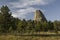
34;10;47;22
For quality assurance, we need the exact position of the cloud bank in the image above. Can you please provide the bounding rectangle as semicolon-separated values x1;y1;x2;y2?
1;0;55;19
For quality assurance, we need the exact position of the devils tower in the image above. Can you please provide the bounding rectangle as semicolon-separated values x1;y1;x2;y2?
34;10;47;22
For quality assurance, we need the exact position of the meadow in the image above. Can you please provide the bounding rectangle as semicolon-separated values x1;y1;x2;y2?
0;35;60;40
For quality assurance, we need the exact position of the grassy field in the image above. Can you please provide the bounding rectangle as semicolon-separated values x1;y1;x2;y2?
0;31;60;40
0;35;60;40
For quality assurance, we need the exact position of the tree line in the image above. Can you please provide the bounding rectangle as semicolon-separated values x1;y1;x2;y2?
0;5;60;34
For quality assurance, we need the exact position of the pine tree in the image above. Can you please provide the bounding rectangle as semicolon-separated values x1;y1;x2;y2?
0;5;12;32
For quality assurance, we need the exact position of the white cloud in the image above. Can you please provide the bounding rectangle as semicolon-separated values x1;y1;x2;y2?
9;0;55;8
12;7;36;19
9;0;55;19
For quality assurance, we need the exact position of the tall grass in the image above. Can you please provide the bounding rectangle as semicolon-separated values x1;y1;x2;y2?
0;35;60;40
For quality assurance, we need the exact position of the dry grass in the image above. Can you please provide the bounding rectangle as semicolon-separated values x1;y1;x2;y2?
0;35;60;40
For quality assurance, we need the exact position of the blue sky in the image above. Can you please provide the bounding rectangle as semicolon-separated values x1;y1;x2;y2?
0;0;60;21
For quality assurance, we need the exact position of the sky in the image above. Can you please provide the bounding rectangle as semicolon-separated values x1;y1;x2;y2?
0;0;60;21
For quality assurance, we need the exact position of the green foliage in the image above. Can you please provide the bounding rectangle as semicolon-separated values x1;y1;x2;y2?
48;21;54;30
35;22;42;32
41;22;49;31
53;21;60;33
17;19;27;33
0;5;60;34
0;6;11;32
1;5;10;13
0;5;17;32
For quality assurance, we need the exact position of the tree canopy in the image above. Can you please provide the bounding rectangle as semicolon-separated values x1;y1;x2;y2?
0;5;60;34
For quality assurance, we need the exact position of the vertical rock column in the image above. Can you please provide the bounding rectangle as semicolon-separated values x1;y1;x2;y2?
34;10;47;22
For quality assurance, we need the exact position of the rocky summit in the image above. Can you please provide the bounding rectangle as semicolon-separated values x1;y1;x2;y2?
34;10;47;22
